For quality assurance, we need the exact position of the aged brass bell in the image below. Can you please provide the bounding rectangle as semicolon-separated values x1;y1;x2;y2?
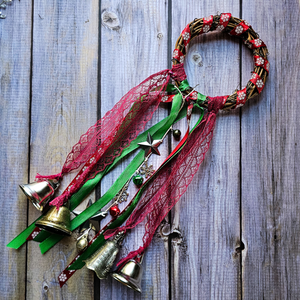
35;204;72;236
19;179;60;211
111;256;143;293
84;232;125;279
76;227;91;252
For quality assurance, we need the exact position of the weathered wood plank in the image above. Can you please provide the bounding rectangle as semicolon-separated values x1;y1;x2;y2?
171;2;242;299
0;1;32;299
241;1;300;299
99;1;169;299
26;1;99;299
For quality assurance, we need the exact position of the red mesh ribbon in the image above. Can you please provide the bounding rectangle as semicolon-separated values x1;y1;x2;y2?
39;65;186;208
104;96;225;265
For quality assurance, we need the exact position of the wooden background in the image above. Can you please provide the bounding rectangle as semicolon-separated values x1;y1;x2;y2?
1;0;299;299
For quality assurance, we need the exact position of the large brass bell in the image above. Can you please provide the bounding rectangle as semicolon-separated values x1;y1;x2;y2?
35;204;72;236
19;179;60;211
85;232;125;279
111;256;143;293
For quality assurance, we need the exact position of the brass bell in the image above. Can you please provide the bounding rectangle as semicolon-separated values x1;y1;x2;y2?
19;179;60;211
111;256;143;293
84;232;125;279
35;204;72;236
76;227;91;252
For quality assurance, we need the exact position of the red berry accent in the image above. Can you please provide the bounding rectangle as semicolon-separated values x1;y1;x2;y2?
110;205;120;217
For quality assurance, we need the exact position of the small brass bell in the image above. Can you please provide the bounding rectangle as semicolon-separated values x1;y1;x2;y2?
19;179;60;211
35;204;72;236
84;232;125;279
111;256;143;293
76;227;91;252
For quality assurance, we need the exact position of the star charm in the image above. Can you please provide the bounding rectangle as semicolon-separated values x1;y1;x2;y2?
138;132;162;157
72;199;103;232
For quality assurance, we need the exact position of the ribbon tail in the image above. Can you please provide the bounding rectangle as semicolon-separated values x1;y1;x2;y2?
35;172;63;182
116;248;144;267
115;110;218;265
49;193;69;210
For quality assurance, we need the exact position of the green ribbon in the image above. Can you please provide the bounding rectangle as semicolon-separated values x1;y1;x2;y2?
8;82;206;254
7;95;185;250
39;93;183;254
68;102;205;270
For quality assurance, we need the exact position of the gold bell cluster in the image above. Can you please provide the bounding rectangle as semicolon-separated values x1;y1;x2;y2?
19;179;73;236
84;231;143;293
18;130;173;291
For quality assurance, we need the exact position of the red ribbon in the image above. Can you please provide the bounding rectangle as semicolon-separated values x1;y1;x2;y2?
35;65;186;209
104;96;225;266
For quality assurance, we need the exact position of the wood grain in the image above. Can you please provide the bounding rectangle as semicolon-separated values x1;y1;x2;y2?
241;1;300;299
26;0;99;299
0;1;32;299
98;1;170;299
1;0;300;299
171;1;242;299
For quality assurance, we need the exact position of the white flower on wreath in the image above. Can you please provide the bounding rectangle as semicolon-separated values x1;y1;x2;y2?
182;32;190;41
266;62;270;71
218;24;225;31
221;14;230;22
161;96;169;102
173;49;179;57
32;231;39;239
204;16;212;22
235;25;244;34
251;73;257;80
244;20;250;26
203;25;210;33
59;273;67;282
254;39;262;47
256;79;264;88
256;57;264;65
239;92;246;100
179;56;184;63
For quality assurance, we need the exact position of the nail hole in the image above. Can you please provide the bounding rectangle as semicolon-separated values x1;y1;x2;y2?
191;51;203;66
235;241;245;253
157;33;163;39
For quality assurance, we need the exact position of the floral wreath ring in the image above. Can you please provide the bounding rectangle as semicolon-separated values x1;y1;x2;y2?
172;13;269;110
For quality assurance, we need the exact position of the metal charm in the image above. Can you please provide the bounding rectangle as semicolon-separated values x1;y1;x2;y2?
76;228;91;252
138;132;162;157
140;161;155;178
113;183;129;203
0;0;14;19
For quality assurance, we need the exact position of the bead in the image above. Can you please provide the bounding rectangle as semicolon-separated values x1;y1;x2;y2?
133;174;144;186
173;129;181;140
110;205;120;218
